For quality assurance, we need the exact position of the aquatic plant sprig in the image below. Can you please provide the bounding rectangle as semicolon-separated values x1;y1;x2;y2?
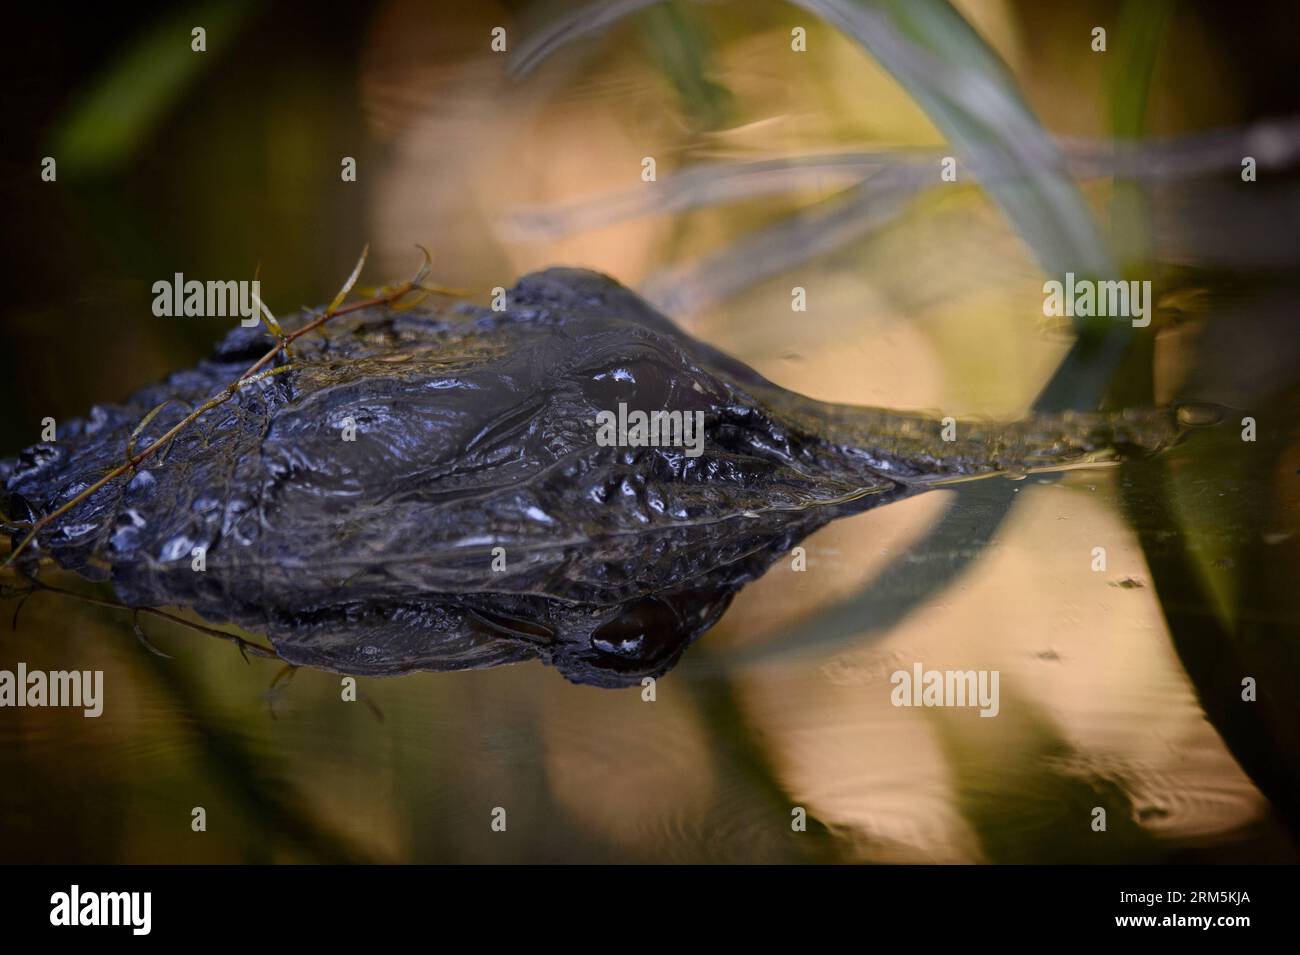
4;245;449;567
1;575;280;662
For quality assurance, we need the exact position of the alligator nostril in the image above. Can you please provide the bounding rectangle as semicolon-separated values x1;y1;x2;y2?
4;491;38;525
1176;402;1225;427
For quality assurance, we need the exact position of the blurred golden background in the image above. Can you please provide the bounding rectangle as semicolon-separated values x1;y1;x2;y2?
2;0;1298;862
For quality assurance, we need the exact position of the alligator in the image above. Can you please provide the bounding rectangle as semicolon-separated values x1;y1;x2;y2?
1;269;1183;687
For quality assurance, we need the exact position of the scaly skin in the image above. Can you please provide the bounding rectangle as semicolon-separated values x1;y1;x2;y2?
2;269;1181;686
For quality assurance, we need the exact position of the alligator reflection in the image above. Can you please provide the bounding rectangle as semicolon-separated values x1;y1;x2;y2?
3;271;1180;686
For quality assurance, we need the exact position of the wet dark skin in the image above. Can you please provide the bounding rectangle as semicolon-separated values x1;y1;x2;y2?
2;270;1182;686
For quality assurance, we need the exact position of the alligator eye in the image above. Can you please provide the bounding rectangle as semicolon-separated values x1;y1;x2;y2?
591;632;645;657
579;356;677;410
589;597;684;667
593;367;637;385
